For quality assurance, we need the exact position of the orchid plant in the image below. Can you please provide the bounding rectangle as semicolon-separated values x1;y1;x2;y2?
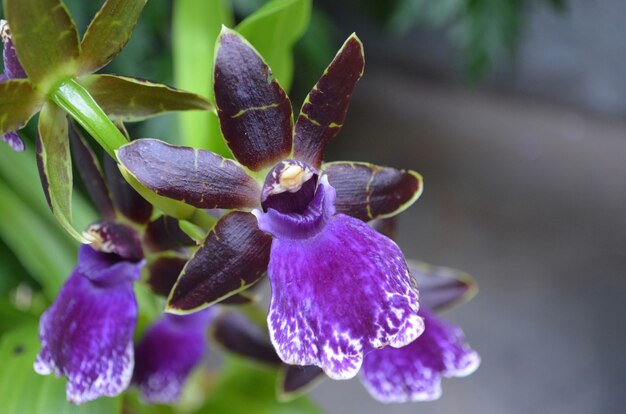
0;0;480;412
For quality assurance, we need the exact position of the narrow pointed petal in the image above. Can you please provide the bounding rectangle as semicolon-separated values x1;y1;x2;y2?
78;0;147;74
117;139;261;210
167;212;272;313
69;124;116;220
214;28;293;171
81;75;213;122
294;34;364;168
262;181;422;380
324;161;423;222
34;245;141;404
5;0;80;84
0;79;42;137
409;261;478;313
1;20;27;79
103;153;153;223
144;215;195;253
212;311;282;366
279;365;324;401
133;310;213;404
146;256;187;297
360;310;480;403
36;104;88;243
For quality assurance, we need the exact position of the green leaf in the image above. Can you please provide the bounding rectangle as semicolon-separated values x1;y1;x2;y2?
0;80;43;136
173;0;233;155
0;323;122;414
80;74;213;122
236;0;312;91
4;0;80;88
51;79;128;158
37;103;88;243
0;177;75;298
0;144;95;242
78;0;148;74
197;357;323;414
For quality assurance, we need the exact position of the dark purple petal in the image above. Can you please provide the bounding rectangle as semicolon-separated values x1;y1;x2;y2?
103;152;153;223
167;212;272;313
69;124;116;220
133;310;214;404
212;311;282;366
214;28;293;171
360;309;480;403
261;179;423;379
293;35;364;168
324;161;423;222
34;245;142;404
117;139;261;210
279;365;324;400
83;220;143;262
409;260;478;313
1;130;24;151
146;256;187;297
1;20;27;79
144;215;195;253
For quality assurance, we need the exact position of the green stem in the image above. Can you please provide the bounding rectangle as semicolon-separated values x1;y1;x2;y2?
50;79;128;159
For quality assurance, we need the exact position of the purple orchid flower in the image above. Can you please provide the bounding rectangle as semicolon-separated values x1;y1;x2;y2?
1;20;26;151
133;309;215;404
118;28;425;380
34;221;144;404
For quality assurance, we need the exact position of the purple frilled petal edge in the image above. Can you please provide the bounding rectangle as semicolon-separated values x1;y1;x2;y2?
133;309;214;404
256;177;423;380
34;245;142;404
359;309;480;403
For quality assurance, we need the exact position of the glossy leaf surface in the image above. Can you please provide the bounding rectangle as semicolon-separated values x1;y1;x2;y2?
4;0;80;85
81;75;213;122
78;0;147;74
36;104;87;243
0;80;42;136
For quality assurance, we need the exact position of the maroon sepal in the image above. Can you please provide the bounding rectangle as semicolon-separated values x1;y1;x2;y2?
103;152;153;224
147;256;187;297
117;139;261;210
166;212;271;312
279;365;324;400
324;161;422;222
294;34;364;168
410;260;477;313
144;215;195;253
214;28;293;171
211;311;282;366
83;220;143;261
69;123;115;221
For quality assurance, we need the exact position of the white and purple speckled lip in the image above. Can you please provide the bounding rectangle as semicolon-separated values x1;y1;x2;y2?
255;177;423;380
359;309;480;403
133;310;214;404
34;245;142;404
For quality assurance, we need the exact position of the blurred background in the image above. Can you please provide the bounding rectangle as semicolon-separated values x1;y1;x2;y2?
1;0;624;413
